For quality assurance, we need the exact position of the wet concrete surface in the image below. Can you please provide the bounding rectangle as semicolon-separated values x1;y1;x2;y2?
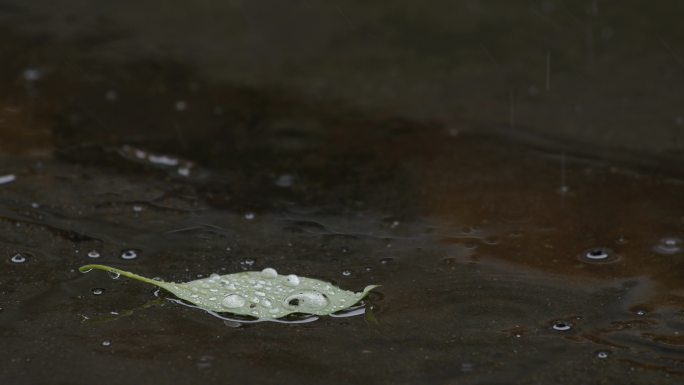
1;2;684;385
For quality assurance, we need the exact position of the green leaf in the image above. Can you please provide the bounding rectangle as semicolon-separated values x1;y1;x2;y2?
79;264;379;319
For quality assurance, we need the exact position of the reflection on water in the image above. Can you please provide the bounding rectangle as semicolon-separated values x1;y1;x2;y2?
1;2;684;385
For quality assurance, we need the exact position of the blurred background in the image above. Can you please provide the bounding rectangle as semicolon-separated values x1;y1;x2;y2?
0;0;683;159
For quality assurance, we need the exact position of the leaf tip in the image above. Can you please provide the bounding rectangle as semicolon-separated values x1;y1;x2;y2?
360;284;381;298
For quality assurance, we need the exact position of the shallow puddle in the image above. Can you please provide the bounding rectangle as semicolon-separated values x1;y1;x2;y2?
1;2;684;384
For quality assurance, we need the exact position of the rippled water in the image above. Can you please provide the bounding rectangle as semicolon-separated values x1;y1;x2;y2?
2;2;684;385
2;126;683;384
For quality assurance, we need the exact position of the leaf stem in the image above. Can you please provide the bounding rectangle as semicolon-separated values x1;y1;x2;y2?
79;264;167;288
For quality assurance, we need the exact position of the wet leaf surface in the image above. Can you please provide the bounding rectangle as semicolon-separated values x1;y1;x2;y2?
79;264;378;319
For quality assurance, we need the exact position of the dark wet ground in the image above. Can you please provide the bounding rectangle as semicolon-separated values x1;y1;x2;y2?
2;2;684;385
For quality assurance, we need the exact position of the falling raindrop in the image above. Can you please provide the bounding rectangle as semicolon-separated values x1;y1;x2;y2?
244;212;256;220
379;257;393;265
174;100;187;111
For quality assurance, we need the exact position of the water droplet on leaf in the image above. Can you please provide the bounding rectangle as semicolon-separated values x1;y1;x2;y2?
222;294;246;309
261;268;277;278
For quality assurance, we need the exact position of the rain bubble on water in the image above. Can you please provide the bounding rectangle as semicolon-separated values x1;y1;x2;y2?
91;288;105;296
653;237;682;255
552;321;573;331
379;257;393;265
107;271;121;280
10;254;26;264
101;340;111;347
580;247;618;263
596;351;609;359
120;250;138;260
87;250;101;259
341;269;352;277
586;248;609;260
